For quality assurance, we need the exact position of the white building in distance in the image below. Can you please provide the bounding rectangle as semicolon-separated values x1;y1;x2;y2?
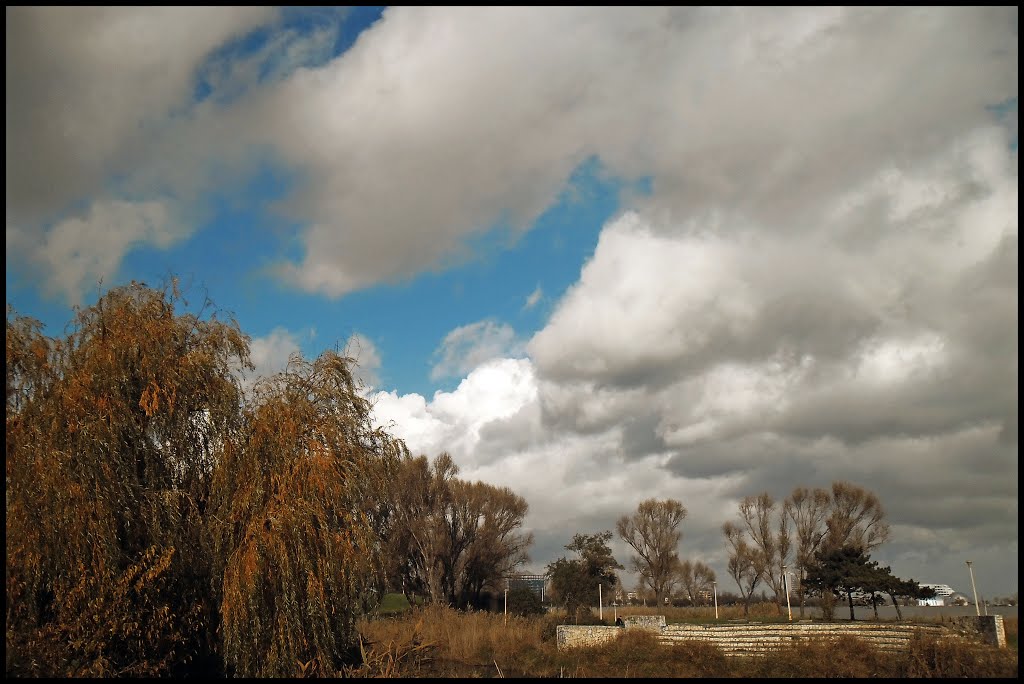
918;583;956;606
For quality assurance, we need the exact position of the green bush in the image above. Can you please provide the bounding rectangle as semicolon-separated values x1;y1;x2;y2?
506;586;546;617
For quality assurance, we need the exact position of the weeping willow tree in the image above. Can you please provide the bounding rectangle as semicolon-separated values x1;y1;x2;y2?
6;282;250;676
208;350;406;678
7;280;409;677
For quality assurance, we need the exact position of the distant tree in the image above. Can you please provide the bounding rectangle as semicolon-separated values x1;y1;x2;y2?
722;521;768;618
385;453;450;602
803;545;867;620
616;498;687;606
802;545;927;622
505;585;545;617
386;453;532;608
785;486;831;617
873;574;936;621
728;493;792;616
781;482;890;619
547;531;623;623
631;581;656;607
677;559;716;606
459;483;533;608
824;481;891;554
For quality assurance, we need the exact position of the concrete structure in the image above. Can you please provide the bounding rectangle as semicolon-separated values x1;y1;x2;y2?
556;615;1007;654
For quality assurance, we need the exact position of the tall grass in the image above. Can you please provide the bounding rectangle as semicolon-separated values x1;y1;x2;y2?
349;603;1019;678
351;603;559;677
612;601;785;622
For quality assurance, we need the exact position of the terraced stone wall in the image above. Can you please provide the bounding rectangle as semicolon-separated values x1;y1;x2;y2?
556;615;1007;654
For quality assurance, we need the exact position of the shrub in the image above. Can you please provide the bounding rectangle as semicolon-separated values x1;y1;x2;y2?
899;633;1019;678
506;586;546;617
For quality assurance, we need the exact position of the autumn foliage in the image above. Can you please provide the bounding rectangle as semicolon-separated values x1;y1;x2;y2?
7;281;529;677
209;352;407;677
7;282;248;676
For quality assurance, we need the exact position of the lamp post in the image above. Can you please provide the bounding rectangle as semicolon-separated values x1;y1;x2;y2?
599;583;603;621
783;565;792;621
712;581;719;620
966;561;980;617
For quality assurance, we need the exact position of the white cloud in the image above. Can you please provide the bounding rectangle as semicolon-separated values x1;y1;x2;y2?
242;327;380;393
853;333;947;387
523;286;543;310
656;357;814;448
4;7;348;303
529;211;761;386
247;327;303;384
344;332;382;390
14;199;184;304
430;320;524;380
374;357;537;466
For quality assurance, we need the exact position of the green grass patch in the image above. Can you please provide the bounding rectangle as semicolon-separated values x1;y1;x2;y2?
375;592;413;615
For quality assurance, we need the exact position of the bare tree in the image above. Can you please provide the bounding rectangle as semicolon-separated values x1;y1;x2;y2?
785;486;831;617
825;481;891;553
733;493;793;615
723;521;767;619
460;484;533;607
390;453;458;603
677;559;716;606
389;452;532;608
616;498;687;606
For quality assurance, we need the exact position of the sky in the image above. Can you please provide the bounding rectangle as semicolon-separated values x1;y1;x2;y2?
5;7;1018;599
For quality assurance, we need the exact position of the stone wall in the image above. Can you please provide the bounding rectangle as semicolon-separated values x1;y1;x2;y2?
555;625;622;649
947;615;1006;648
659;622;949;656
622;615;666;630
556;615;1007;654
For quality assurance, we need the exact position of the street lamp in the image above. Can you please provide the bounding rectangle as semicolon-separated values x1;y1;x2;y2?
712;581;719;620
783;564;792;622
966;561;980;617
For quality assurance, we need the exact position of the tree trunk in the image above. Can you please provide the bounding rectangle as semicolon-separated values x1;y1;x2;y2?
847;590;856;620
820;591;836;620
886;592;903;621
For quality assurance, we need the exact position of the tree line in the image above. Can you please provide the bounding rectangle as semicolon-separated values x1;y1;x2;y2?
720;484;933;619
6;282;531;677
543;485;933;623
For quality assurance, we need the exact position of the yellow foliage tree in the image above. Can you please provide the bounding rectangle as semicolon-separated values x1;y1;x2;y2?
208;351;406;677
6;282;250;676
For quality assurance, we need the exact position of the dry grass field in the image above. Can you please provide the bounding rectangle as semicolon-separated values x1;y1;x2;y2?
345;602;1018;678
